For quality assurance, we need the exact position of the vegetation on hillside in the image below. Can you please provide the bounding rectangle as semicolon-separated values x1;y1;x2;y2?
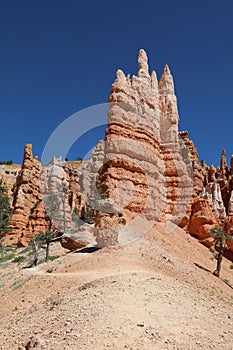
0;186;11;247
0;160;13;165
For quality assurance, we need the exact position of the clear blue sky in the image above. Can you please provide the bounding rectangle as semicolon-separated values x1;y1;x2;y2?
0;0;233;166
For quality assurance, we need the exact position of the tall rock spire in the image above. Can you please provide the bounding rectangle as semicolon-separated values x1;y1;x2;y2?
151;70;158;92
230;154;233;172
22;144;33;169
7;144;43;245
158;64;175;94
137;49;149;78
220;149;227;179
158;64;179;129
116;69;127;83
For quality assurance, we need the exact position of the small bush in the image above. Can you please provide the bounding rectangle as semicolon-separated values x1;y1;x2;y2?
12;255;26;263
37;258;44;265
230;265;233;269
21;246;31;254
47;255;60;261
0;253;15;263
4;246;14;252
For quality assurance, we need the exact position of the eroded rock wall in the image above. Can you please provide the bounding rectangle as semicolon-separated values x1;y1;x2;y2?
187;148;233;258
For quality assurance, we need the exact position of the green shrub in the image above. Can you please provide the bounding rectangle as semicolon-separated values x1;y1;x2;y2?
0;253;15;263
12;255;26;263
0;160;13;165
4;246;14;252
38;258;45;265
47;255;59;261
21;246;31;254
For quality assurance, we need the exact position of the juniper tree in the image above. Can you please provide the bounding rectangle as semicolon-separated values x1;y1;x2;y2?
211;227;233;277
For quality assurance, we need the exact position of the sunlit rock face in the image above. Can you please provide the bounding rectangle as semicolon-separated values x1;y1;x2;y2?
5;144;45;245
94;49;194;246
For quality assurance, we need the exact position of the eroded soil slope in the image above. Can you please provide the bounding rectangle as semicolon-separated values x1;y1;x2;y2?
0;224;233;350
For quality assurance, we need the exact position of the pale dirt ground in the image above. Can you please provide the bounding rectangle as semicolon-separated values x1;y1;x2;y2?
0;223;233;350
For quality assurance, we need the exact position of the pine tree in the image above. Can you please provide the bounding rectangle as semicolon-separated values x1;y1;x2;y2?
0;186;11;247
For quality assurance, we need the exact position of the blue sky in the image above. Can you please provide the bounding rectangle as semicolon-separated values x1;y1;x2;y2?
0;0;233;166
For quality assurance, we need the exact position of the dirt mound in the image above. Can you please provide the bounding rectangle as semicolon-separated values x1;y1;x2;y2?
0;224;233;349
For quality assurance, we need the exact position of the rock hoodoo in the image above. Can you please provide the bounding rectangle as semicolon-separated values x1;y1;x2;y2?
2;49;233;259
94;50;193;246
6;144;43;245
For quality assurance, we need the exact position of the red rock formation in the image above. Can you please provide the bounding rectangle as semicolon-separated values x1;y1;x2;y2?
179;131;198;162
0;164;21;205
4;149;86;246
159;68;193;229
94;50;233;255
5;144;44;245
188;197;219;244
2;50;233;260
186;148;233;257
95;49;193;246
103;51;165;227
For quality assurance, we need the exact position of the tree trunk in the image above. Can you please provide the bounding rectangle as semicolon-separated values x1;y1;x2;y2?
213;240;223;277
63;197;66;234
33;241;39;266
45;241;50;262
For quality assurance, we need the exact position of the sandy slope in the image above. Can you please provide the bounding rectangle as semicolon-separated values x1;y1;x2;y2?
0;224;233;350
